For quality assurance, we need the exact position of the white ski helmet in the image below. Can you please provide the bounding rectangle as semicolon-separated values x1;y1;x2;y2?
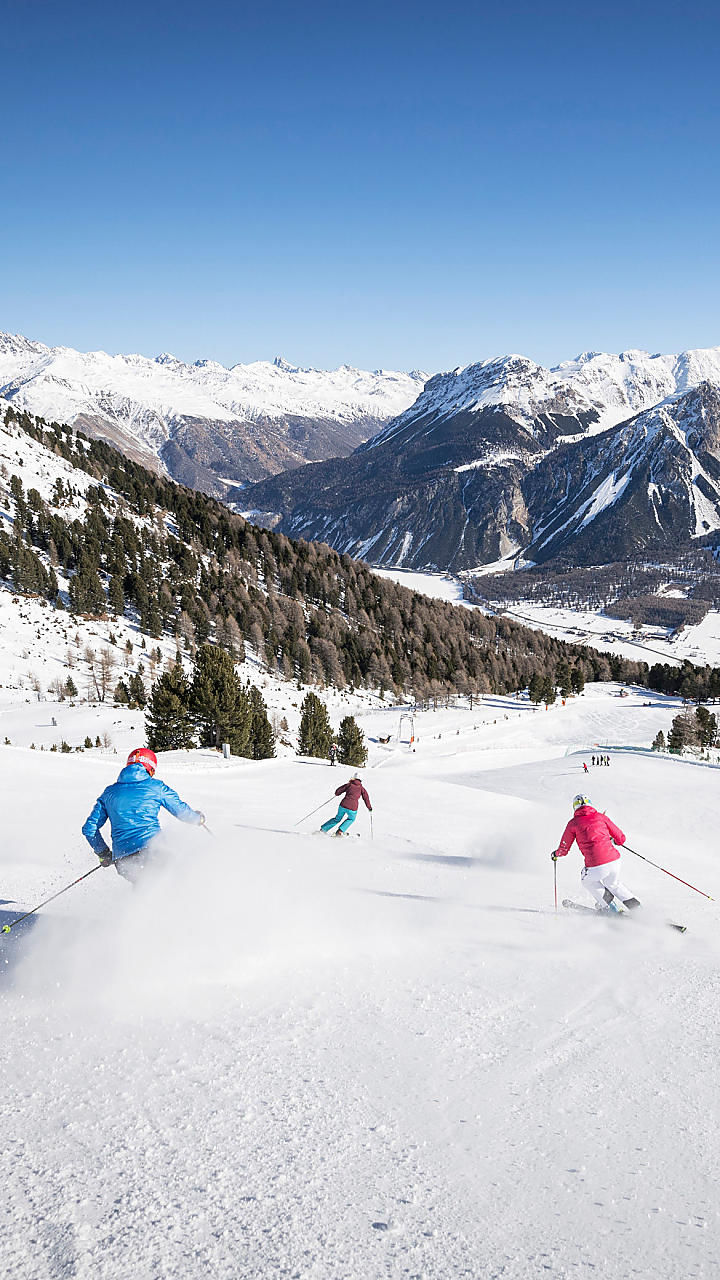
573;794;591;811
352;770;363;781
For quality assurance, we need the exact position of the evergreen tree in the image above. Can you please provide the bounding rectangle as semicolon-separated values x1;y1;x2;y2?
540;675;557;706
68;555;105;615
146;663;195;750
64;675;78;697
108;574;125;616
528;671;544;704
668;711;696;753
652;730;666;751
297;691;333;757
190;644;251;754
570;666;585;695
555;661;571;698
248;684;275;759
336;715;367;767
114;679;131;704
695;705;717;748
127;672;147;707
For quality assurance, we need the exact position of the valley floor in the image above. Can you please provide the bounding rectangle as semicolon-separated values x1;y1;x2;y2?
1;686;719;1279
371;564;720;669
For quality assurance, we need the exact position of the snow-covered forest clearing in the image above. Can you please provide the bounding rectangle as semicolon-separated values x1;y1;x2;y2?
2;684;718;1280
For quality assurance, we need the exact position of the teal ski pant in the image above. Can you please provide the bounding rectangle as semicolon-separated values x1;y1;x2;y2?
321;804;357;834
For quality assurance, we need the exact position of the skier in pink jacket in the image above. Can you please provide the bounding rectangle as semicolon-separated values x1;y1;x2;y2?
552;794;641;913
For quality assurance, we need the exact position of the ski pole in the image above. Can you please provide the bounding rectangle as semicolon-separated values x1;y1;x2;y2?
624;845;714;900
370;813;374;842
1;865;102;935
553;855;558;912
294;797;334;827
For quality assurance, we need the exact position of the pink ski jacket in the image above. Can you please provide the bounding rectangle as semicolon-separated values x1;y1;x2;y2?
554;805;625;868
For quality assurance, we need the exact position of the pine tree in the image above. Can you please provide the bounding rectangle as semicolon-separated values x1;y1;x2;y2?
668;711;696;753
652;730;666;751
146;663;195;750
695;705;718;748
297;691;333;758
540;675;557;706
68;556;105;615
248;684;275;759
336;715;367;767
64;675;78;697
114;679;131;704
127;672;147;708
190;644;251;754
555;662;571;698
528;671;544;704
108;574;125;616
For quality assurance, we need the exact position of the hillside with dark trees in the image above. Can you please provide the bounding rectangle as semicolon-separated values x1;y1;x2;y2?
1;402;709;704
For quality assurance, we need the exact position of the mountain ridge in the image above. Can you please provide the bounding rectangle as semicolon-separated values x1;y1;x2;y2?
239;345;720;571
0;331;427;498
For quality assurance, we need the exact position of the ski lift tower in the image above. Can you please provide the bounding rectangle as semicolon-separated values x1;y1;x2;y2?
398;712;415;750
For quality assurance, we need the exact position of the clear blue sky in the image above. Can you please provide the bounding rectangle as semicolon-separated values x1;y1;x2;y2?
3;0;719;372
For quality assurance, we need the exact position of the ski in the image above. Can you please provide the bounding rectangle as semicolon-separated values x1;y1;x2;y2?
562;899;686;933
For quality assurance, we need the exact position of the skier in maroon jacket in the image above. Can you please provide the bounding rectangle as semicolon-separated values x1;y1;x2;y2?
320;772;372;837
552;794;641;913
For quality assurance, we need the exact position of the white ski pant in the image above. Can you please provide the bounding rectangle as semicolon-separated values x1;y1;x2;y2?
581;861;633;907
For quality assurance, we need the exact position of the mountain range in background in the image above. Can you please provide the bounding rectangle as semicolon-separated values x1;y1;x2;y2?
4;331;720;577
0;332;426;498
238;347;720;572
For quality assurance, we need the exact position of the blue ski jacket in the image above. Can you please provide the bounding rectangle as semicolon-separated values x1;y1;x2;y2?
82;763;203;860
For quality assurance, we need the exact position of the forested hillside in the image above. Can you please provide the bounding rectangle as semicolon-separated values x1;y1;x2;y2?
0;403;649;699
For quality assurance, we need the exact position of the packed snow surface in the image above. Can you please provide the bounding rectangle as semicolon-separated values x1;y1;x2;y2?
2;684;719;1279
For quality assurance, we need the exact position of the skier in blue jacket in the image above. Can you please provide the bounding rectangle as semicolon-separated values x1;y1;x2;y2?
82;747;205;883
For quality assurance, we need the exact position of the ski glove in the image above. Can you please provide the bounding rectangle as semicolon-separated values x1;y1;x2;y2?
196;812;206;825
97;850;112;867
550;851;558;861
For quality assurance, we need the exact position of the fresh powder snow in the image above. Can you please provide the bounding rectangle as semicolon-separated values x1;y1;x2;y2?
1;682;719;1279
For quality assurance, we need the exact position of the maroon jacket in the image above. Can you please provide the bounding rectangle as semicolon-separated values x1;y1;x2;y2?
336;779;372;812
555;805;625;868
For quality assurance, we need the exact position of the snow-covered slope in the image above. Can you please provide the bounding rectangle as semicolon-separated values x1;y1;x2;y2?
524;381;720;563
0;333;427;496
366;345;720;453
2;685;719;1279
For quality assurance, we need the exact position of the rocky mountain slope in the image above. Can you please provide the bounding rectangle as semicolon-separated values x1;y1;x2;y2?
239;347;720;570
0;333;426;498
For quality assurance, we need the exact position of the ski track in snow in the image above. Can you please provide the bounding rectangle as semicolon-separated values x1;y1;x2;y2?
2;689;720;1279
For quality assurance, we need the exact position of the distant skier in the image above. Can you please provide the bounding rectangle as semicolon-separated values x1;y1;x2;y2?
82;747;205;883
320;771;372;837
591;755;596;767
551;794;640;912
329;741;337;767
583;761;589;773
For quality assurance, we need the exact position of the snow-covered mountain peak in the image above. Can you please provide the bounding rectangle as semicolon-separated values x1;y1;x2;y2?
0;331;428;495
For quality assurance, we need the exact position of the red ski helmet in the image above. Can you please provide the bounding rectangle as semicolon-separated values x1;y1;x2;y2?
127;747;158;776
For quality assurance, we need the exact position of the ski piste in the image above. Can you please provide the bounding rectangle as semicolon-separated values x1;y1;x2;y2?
562;899;687;933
